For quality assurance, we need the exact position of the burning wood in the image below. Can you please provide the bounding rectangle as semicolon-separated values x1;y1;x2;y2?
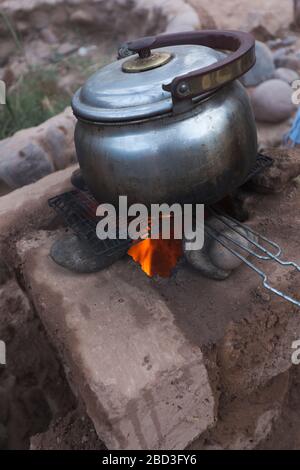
127;238;183;278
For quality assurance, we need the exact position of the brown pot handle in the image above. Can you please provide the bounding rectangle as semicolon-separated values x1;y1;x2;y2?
126;30;256;101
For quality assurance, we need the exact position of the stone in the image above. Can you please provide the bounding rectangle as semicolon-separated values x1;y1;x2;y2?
51;6;68;26
183;217;256;279
40;28;58;45
184;244;230;281
0;141;54;189
15;21;28;34
268;36;297;49
56;75;77;95
250;79;296;123
0;39;15;67
25;39;53;65
20;231;215;450
1;66;16;89
56;43;78;57
209;226;256;271
183;217;230;280
282;36;298;47
274;67;299;84
273;47;292;62
256;120;291;148
241;41;275;87
77;45;97;57
30;10;49;30
70;9;95;25
250;147;300;193
0;165;76;243
242;10;279;41
162;0;200;33
50;234;129;274
0;108;76;189
185;1;217;29
275;53;300;71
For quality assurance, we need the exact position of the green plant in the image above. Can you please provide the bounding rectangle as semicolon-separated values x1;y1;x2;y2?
0;9;113;141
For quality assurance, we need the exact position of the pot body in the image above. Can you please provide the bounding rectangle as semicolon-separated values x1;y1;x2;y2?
74;81;257;207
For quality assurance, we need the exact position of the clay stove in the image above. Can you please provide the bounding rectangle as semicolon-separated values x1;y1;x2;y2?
3;147;299;450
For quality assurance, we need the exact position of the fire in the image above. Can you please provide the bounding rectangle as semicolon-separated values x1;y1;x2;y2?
128;238;183;278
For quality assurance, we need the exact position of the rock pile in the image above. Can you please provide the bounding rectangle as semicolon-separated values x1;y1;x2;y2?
242;41;275;87
251;79;296;124
242;40;298;126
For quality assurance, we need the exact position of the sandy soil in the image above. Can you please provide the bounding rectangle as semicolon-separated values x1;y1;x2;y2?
194;0;293;31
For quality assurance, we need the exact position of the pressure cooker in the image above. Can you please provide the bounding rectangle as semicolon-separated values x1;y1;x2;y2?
72;30;257;207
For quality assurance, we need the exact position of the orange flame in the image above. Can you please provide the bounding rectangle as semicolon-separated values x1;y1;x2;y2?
128;238;183;278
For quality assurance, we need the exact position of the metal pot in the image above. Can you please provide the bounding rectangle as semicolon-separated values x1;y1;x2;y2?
72;31;257;207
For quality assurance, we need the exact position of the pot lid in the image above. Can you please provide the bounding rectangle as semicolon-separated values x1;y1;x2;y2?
72;45;224;123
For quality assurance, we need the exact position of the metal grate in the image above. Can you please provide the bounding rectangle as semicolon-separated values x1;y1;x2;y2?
48;190;133;257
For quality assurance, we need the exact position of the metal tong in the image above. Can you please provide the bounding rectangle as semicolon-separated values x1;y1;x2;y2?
205;209;300;308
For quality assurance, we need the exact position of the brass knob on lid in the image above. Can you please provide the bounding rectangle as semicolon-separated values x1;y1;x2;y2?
122;50;173;73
